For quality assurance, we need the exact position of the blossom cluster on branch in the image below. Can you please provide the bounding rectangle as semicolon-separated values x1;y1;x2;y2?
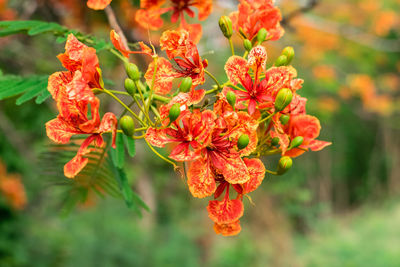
46;0;331;236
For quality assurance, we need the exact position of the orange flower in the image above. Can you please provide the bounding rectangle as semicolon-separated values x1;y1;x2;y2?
225;49;301;115
282;115;331;157
46;35;117;178
160;30;207;86
145;109;216;161
0;161;27;210
187;108;261;198
110;30;154;58
135;0;212;42
229;0;284;41
87;0;112;10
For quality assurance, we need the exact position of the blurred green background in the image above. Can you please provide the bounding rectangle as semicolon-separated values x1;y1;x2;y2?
1;0;400;266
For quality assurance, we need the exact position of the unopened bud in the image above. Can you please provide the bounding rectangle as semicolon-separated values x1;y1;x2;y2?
289;136;303;149
271;137;279;147
257;28;268;44
237;134;250;150
226;91;236;109
243;39;252;52
277;156;292;175
279;114;290;125
126;63;141;81
96;68;105;89
124;78;136;96
274;55;288;67
282;46;294;64
179;77;192;93
120;115;135;136
219;16;233;39
169;103;181;122
274;88;293;111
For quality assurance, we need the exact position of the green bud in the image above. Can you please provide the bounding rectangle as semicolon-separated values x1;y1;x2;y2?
289;136;303;149
120;115;135;136
274;55;288;67
257;28;268;43
96;67;105;89
243;39;252;52
274;88;293;111
179;77;192;93
226;91;236;110
271;137;279;147
279;114;290;125
282;46;294;64
237;134;250;150
277;156;293;175
218;16;233;39
124;78;136;96
169;103;181;122
126;63;141;81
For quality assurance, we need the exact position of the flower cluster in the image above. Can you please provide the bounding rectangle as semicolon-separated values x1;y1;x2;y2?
45;0;331;235
0;160;27;210
45;34;117;178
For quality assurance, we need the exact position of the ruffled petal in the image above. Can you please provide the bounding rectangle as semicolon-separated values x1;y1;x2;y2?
144;57;177;95
64;135;103;178
110;30;130;58
46;117;81;144
242;158;265;194
145;127;174;148
207;198;244;224
213;220;241;236
187;158;216;198
135;8;166;30
248;45;267;74
224;56;249;85
98;112;118;148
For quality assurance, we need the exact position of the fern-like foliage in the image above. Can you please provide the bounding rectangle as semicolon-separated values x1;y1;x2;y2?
39;137;148;216
0;20;113;105
0;73;50;104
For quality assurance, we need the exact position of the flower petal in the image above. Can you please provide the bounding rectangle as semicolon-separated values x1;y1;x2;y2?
224;56;249;85
144;57;177;95
187;158;216;198
242;158;265;194
46;117;81;144
87;0;112;10
213;220;241;236
207;198;244;224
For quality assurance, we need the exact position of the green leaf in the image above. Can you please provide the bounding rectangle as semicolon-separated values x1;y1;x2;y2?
123;135;136;157
0;74;49;104
110;132;125;168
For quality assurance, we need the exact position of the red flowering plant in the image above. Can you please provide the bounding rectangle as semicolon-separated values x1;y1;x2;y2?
0;0;331;235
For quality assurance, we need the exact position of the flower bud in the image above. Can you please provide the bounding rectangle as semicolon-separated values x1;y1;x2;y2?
124;78;136;96
257;28;268;43
277;156;292;175
282;46;294;64
126;63;141;81
237;134;250;150
169;103;181;122
96;67;105;89
274;55;288;67
289;136;303;149
226;91;236;110
179;77;192;93
219;16;233;39
120;115;135;136
274;88;293;111
279;114;290;125
243;39;252;52
271;137;279;147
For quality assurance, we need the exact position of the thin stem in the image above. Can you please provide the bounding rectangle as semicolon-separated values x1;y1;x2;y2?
148;56;158;114
107;90;130;96
228;38;235;55
103;88;147;127
259;112;276;124
227;83;246;92
144;139;177;169
204;70;221;89
265;169;278;175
